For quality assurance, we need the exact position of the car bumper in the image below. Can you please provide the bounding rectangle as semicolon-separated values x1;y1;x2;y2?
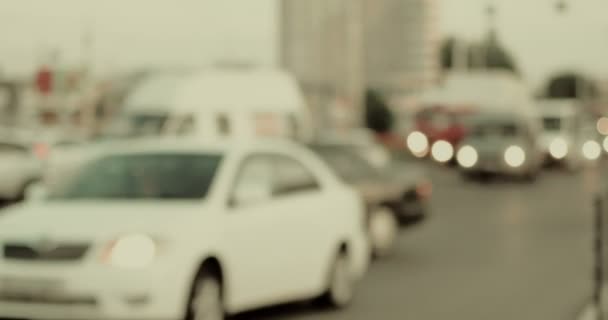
0;262;190;320
397;200;428;224
462;158;531;176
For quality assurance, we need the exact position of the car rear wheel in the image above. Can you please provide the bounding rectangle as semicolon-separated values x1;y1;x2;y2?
368;207;398;258
188;272;224;320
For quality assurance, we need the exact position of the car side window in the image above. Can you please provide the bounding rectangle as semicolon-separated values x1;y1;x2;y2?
0;142;27;154
273;156;320;197
230;155;274;207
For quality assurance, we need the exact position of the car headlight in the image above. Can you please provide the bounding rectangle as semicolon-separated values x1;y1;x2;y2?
431;140;454;163
583;140;601;160
597;117;608;135
456;145;478;168
504;145;526;168
549;138;568;159
102;234;158;269
407;131;429;157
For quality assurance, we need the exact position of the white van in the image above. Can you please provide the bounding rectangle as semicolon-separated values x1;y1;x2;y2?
103;69;313;142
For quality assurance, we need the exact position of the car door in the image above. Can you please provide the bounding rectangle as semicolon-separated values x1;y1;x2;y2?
271;154;332;297
221;154;300;311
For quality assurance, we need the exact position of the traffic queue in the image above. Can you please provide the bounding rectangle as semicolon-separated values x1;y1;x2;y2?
0;68;430;320
402;71;605;182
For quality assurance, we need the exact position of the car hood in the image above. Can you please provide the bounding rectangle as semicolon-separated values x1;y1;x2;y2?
464;138;524;155
353;162;426;203
539;133;570;150
0;201;206;241
354;180;404;204
385;161;427;186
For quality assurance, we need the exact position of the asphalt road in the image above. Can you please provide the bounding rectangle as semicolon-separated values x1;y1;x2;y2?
234;163;598;320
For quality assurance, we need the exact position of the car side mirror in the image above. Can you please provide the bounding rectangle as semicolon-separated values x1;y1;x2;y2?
230;183;272;207
25;183;48;203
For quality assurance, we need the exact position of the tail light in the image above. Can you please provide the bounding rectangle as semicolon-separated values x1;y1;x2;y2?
416;180;433;199
33;143;51;160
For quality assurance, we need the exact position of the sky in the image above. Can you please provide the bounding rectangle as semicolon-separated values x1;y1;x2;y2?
440;0;608;86
1;0;608;87
0;0;278;76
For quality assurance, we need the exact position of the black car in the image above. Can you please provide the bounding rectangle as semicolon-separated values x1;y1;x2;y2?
310;143;432;257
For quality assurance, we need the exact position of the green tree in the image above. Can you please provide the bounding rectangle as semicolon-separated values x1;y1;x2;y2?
365;89;393;134
440;34;519;74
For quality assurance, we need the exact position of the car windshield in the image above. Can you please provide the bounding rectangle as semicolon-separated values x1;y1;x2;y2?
311;146;378;182
471;122;518;138
50;153;222;200
542;117;561;131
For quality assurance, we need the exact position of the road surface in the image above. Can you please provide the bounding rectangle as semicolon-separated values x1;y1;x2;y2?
234;163;597;320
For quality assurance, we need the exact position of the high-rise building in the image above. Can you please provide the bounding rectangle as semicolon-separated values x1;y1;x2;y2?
364;0;440;93
281;0;440;126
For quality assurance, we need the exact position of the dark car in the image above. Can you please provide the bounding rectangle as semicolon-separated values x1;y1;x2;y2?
310;143;432;257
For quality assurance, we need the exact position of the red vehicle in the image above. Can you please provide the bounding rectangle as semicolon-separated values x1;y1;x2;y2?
407;105;475;162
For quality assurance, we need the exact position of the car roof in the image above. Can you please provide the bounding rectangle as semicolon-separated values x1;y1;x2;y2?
123;68;305;114
89;137;303;156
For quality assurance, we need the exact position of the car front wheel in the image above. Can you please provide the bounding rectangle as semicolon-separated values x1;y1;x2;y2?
323;251;355;308
188;272;224;320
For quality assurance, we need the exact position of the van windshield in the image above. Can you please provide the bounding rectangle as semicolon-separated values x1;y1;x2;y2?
99;114;194;140
542;117;561;132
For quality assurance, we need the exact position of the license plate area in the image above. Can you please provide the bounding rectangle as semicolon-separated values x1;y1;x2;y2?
0;277;64;300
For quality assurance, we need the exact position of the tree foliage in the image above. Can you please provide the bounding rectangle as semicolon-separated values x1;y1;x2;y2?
440;35;519;74
365;89;393;134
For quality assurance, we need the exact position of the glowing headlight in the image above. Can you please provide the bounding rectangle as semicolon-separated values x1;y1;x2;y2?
549;138;568;159
407;131;429;157
456;145;478;168
103;234;158;269
597;117;608;135
504;145;526;168
603;136;608;153
431;140;454;163
583;140;601;160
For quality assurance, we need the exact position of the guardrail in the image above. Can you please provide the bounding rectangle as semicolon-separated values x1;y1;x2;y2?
594;193;604;320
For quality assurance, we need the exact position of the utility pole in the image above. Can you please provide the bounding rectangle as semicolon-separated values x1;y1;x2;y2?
345;0;366;128
480;3;498;70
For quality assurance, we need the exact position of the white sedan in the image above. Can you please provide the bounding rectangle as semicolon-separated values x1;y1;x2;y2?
0;139;369;320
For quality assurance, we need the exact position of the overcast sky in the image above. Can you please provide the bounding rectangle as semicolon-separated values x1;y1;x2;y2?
440;0;608;86
1;0;608;86
0;0;277;75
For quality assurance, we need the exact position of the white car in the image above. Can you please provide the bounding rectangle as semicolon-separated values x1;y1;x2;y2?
539;100;602;168
0;138;42;201
0;139;369;320
456;111;544;181
0;129;87;202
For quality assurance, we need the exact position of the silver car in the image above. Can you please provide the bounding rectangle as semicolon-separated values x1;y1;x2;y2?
456;112;543;181
539;100;602;169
